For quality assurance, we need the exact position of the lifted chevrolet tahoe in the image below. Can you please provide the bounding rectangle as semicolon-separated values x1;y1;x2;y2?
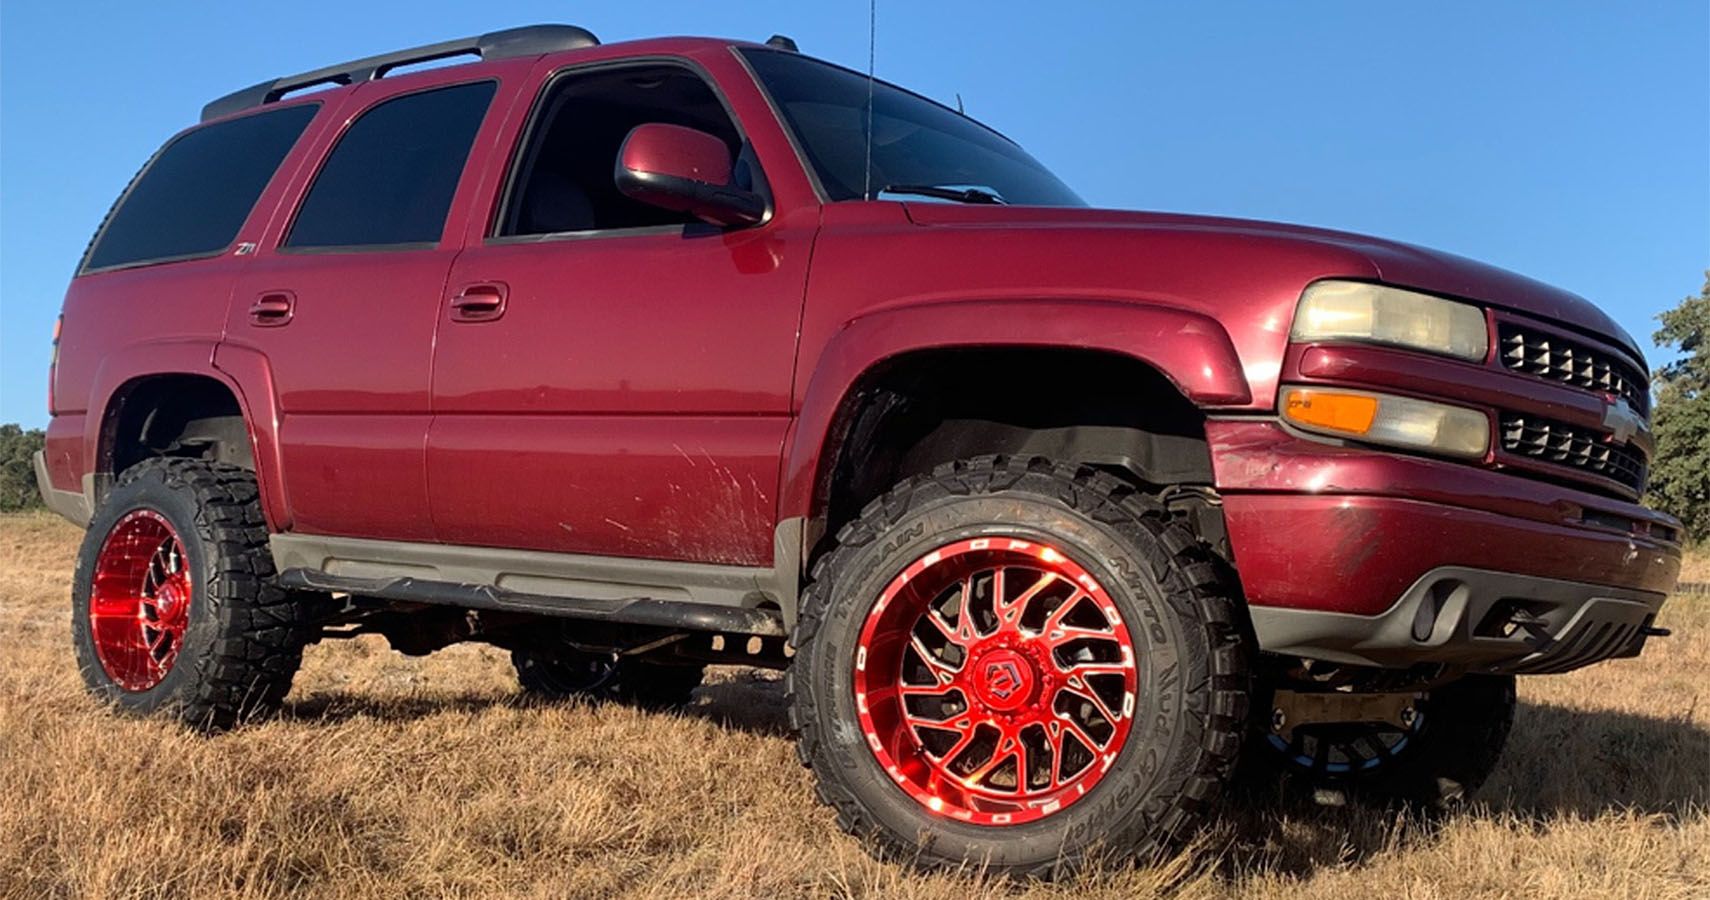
38;25;1682;876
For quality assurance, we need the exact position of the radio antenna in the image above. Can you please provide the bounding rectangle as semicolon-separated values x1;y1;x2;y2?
863;0;876;199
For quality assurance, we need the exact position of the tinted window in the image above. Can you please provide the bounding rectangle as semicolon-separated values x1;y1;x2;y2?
498;65;743;236
83;104;318;272
741;49;1082;206
286;81;496;248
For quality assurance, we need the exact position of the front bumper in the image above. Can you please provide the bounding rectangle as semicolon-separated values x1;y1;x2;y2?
1210;420;1680;673
1249;566;1666;674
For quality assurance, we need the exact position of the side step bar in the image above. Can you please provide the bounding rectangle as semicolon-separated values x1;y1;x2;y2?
277;568;787;637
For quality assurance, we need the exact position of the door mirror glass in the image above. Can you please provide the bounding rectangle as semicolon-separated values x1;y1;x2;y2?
615;123;764;227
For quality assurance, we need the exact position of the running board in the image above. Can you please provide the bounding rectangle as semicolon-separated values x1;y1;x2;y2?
276;569;787;637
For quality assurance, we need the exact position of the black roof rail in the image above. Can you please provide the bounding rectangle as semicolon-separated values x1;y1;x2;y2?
200;24;600;122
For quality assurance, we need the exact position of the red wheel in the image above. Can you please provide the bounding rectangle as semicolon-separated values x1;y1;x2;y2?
73;459;312;729
87;509;193;692
792;458;1249;875
853;537;1138;825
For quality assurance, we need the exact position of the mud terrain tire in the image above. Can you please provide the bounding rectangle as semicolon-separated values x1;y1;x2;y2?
788;456;1249;877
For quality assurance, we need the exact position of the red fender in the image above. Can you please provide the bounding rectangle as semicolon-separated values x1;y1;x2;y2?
81;339;292;531
778;297;1250;527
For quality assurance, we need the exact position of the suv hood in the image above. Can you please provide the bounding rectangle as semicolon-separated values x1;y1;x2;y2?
904;205;1644;363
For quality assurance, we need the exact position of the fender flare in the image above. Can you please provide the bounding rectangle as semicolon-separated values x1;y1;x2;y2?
778;296;1250;530
82;339;291;531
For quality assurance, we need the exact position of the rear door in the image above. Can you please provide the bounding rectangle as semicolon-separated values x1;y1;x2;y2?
426;58;816;565
223;71;516;541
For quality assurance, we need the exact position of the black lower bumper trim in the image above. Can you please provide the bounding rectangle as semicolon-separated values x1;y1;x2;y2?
1249;566;1668;674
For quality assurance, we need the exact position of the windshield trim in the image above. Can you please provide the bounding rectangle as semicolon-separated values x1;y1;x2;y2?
729;46;832;203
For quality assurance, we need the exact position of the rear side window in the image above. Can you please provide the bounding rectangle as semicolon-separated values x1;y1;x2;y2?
285;81;496;249
82;104;318;272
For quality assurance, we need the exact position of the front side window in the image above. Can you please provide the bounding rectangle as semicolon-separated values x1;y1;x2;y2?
82;104;319;272
740;49;1082;207
495;64;745;237
285;81;496;249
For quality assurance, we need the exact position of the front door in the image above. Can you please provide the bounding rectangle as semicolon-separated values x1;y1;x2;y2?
428;60;813;566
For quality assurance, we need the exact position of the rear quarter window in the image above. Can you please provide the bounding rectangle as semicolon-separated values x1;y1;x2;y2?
82;104;319;273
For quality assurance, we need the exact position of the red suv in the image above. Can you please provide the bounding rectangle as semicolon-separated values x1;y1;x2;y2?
37;25;1681;875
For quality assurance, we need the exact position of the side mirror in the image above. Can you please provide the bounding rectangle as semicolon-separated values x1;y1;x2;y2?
614;123;765;227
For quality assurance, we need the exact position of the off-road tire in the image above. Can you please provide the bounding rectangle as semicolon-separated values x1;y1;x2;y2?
72;458;312;730
787;456;1250;877
1243;672;1515;810
513;649;704;708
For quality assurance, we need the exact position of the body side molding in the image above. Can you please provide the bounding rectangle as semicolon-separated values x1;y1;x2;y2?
272;519;805;628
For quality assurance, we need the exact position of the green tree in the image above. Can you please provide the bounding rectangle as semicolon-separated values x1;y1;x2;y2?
0;424;47;511
1649;272;1710;540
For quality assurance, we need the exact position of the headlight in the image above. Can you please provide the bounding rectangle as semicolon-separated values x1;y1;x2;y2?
1282;386;1490;459
1292;280;1489;362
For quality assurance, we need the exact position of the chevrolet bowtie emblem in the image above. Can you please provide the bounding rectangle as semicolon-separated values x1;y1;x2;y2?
1601;397;1644;445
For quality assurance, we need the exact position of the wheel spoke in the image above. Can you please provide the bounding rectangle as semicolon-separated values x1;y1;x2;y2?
920;606;969;652
1045;725;1071;789
898;680;961;700
963;735;1019;788
1057;659;1129;678
1042;626;1117;655
957;575;979;642
919;718;978;763
996;570;1058;635
1014;735;1042;796
1058;684;1121;727
1038;588;1091;637
1058;715;1105;754
908;633;960;679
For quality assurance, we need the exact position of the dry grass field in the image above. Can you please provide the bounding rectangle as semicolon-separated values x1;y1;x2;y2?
1;511;1705;899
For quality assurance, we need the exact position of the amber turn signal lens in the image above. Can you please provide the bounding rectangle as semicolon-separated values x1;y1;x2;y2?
1281;386;1491;459
1282;388;1378;435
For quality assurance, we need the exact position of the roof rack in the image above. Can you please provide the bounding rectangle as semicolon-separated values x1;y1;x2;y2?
200;24;600;122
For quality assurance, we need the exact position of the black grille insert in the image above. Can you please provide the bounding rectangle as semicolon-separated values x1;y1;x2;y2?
1500;414;1647;492
1498;325;1648;415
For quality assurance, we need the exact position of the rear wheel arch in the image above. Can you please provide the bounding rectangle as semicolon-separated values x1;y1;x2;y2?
95;372;261;509
79;340;289;530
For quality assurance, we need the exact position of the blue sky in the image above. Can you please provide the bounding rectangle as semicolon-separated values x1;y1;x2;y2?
2;1;1705;429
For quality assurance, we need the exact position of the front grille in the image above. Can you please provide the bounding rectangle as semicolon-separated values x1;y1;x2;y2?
1498;325;1649;415
1500;414;1647;492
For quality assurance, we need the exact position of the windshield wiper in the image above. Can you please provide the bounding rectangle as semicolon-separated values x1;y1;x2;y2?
877;184;1008;205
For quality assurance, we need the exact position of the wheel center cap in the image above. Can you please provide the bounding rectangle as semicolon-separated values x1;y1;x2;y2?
155;578;187;614
974;648;1036;711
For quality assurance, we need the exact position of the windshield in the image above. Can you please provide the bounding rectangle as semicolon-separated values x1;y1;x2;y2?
739;49;1084;207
